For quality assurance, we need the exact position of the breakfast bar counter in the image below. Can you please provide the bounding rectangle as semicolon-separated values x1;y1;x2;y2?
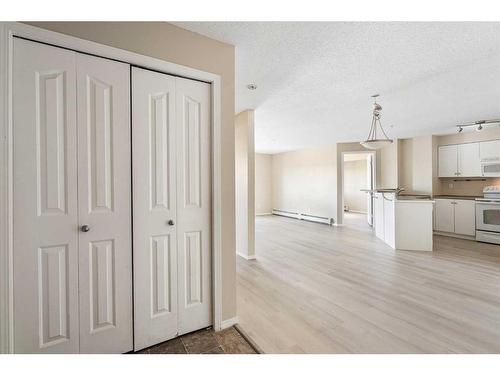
374;192;435;251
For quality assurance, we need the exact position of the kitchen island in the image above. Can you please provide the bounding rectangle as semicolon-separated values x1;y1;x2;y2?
374;191;435;251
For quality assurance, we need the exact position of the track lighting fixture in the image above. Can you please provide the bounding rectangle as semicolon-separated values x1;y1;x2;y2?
456;119;500;132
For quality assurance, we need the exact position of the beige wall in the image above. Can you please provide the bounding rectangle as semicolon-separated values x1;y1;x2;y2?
272;145;337;220
343;159;368;213
436;127;500;146
399;136;434;195
255;154;273;215
235;110;255;258
399;138;413;192
438;178;500;196
379;141;399;188
267;140;411;225
25;22;237;320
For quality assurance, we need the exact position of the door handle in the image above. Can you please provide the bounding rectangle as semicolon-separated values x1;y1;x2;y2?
167;220;175;226
81;224;91;232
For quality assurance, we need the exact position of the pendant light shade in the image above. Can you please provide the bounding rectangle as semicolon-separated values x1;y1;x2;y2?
360;139;393;150
360;95;393;150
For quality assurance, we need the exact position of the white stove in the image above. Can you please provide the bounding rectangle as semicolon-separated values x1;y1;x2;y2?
476;186;500;245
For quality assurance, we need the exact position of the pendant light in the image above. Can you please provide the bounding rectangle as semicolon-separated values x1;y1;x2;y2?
360;94;393;150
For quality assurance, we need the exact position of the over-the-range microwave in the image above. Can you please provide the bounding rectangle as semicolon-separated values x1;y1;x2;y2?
481;159;500;177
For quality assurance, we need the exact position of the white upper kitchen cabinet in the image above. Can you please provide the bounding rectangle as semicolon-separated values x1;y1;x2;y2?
438;143;481;177
457;142;481;177
438;145;458;177
454;200;476;236
480;140;500;161
434;199;455;232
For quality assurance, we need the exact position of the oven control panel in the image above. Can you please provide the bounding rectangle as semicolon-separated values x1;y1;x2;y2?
483;186;500;200
483;186;500;193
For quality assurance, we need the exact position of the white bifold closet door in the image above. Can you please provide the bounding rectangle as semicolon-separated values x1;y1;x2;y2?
76;53;133;354
132;67;212;351
13;37;80;354
12;38;133;353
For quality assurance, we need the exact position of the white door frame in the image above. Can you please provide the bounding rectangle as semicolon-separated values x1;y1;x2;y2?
0;22;224;353
340;150;377;225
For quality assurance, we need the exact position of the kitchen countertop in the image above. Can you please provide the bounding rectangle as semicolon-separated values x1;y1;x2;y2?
433;195;482;200
396;195;433;201
373;192;434;202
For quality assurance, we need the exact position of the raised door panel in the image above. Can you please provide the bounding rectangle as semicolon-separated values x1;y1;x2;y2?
184;97;202;208
150;93;172;211
87;77;114;213
458;143;481;177
13;38;79;353
37;71;68;216
151;235;173;316
38;245;69;348
132;67;178;351
176;77;212;335
454;200;476;236
438;145;458;177
89;240;116;332
184;231;202;306
434;199;455;233
77;54;132;354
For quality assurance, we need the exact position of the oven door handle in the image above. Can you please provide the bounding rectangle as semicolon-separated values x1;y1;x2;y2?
477;201;500;205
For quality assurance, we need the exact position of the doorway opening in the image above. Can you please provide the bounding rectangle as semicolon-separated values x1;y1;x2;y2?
341;151;376;228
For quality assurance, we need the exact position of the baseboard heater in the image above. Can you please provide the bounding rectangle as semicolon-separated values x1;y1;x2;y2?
271;209;334;225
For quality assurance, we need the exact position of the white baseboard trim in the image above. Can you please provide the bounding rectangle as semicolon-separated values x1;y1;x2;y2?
256;213;272;216
220;316;239;330
434;231;475;241
271;209;334;225
236;252;256;260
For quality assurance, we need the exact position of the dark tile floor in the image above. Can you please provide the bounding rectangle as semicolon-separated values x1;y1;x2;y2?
137;326;258;354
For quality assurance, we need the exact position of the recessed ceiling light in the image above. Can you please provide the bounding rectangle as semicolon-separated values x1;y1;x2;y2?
246;84;257;90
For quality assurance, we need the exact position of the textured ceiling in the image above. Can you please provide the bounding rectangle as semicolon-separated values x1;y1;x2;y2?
174;22;500;153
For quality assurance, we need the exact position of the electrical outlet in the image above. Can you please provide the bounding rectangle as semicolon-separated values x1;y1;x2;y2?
449;183;454;189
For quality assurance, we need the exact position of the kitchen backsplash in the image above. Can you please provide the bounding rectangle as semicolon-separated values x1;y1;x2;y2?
437;177;500;196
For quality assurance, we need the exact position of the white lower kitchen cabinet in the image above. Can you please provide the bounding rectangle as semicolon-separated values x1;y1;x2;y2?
434;198;476;237
434;199;455;232
454;200;476;236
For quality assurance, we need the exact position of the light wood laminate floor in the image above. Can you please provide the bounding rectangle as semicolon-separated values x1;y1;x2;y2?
236;214;500;353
